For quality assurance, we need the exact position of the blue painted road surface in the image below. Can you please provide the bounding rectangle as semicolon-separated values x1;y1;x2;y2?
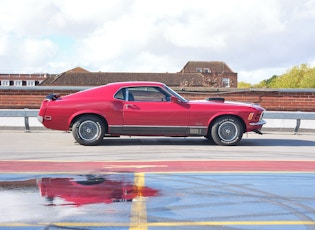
0;172;315;229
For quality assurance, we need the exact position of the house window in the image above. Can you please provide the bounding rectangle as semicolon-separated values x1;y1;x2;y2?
14;80;22;87
196;68;203;73
204;68;211;73
222;78;230;88
1;80;10;86
26;80;35;87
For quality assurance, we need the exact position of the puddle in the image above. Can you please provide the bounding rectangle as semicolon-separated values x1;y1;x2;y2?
0;173;159;226
38;174;158;206
0;174;158;206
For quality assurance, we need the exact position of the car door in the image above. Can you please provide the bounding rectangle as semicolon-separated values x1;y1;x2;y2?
122;86;190;135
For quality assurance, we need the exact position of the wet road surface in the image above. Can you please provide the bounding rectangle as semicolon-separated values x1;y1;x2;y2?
1;161;315;229
0;131;315;229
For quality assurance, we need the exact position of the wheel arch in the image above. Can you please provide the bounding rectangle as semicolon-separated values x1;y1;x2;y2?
70;113;108;132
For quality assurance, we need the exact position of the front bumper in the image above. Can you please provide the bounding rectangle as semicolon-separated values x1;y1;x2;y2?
249;120;266;126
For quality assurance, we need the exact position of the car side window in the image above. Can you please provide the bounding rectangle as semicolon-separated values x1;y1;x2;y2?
114;88;126;100
127;87;170;102
114;88;138;101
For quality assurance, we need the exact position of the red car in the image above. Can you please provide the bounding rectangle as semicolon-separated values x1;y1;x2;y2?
38;81;265;146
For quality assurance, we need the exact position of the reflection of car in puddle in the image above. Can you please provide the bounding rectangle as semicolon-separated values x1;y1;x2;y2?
37;174;158;206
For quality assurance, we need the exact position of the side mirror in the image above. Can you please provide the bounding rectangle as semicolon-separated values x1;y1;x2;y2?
170;96;180;103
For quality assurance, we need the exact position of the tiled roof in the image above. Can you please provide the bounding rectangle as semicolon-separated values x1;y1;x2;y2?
41;72;205;87
39;61;237;87
0;73;48;81
66;67;89;73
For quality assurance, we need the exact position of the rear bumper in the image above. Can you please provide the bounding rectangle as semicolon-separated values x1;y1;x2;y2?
37;115;43;123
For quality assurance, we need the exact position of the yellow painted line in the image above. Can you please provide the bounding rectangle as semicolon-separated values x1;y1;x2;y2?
147;221;315;226
129;172;148;230
1;221;315;227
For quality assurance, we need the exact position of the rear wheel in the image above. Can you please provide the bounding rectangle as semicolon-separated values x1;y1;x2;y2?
211;116;244;146
72;115;105;146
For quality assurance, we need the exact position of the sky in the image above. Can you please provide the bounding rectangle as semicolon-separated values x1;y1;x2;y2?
1;0;315;84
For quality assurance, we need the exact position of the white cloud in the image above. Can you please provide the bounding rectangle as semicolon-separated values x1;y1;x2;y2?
310;59;315;67
0;36;11;55
0;0;315;83
22;39;57;64
238;67;287;84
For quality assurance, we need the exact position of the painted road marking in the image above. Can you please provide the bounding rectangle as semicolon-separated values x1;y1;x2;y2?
130;172;147;230
104;164;168;169
1;160;315;173
1;161;315;229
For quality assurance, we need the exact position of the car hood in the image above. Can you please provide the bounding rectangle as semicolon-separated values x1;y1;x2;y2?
189;99;264;110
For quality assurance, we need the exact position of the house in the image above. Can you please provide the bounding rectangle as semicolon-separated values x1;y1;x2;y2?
180;61;237;88
0;73;53;87
40;71;205;87
40;61;237;88
1;61;237;88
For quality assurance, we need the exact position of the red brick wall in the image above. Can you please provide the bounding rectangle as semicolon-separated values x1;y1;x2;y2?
1;88;315;112
0;89;77;109
180;90;315;112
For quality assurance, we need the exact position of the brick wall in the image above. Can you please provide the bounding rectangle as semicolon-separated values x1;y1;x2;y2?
1;87;315;112
0;88;77;109
178;89;315;112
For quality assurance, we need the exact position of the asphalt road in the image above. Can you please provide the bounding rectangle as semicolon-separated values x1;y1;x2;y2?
1;130;315;230
0;130;314;161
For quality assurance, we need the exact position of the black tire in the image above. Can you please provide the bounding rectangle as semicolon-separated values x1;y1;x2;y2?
211;116;244;146
204;134;215;144
72;115;105;146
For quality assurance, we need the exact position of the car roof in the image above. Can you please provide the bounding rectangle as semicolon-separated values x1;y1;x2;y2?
62;81;168;100
106;81;166;88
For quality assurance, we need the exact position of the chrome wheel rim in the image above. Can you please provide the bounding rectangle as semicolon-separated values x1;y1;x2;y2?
218;121;238;142
78;120;100;141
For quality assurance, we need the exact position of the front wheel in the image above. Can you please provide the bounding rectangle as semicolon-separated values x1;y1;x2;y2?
211;116;244;146
72;115;105;146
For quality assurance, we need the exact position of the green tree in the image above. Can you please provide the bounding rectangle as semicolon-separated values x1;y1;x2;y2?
259;64;315;88
299;66;315;88
238;64;315;88
237;81;252;88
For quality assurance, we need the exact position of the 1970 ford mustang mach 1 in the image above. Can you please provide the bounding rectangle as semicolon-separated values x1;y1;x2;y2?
38;81;265;146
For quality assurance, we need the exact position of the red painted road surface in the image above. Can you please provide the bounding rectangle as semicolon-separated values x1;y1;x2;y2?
1;160;315;173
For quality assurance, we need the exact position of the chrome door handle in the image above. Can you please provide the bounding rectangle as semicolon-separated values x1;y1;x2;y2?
125;104;133;109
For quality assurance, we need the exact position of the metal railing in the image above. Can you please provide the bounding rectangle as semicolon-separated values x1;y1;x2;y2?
263;111;315;133
0;109;315;133
0;109;39;132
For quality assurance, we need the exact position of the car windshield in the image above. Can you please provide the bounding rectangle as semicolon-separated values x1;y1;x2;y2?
164;86;188;102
